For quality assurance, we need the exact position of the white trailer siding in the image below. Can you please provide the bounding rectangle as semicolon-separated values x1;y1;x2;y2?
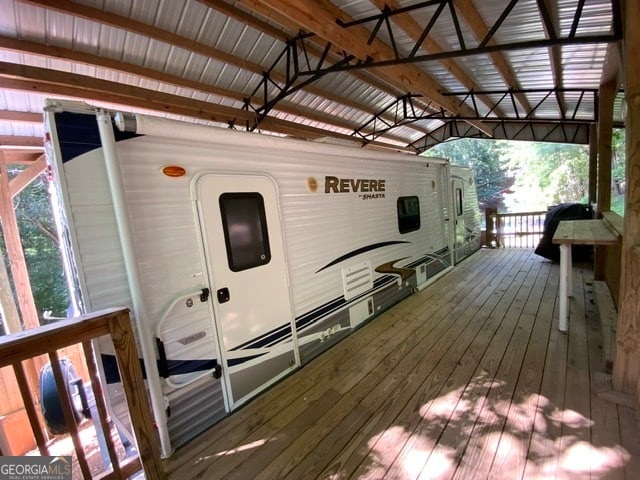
45;102;476;454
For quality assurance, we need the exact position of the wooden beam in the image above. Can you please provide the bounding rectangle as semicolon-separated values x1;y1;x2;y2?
9;155;46;199
18;0;416;142
253;0;494;137
453;0;533;115
0;36;407;145
199;0;404;98
612;0;640;409
221;0;432;136
0;136;43;148
0;151;40;330
0;63;410;151
601;41;623;86
597;79;616;216
0;246;22;334
0;110;41;123
588;123;598;203
541;0;565;117
0;151;43;164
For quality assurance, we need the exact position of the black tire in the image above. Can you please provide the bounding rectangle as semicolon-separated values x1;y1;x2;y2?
39;358;85;436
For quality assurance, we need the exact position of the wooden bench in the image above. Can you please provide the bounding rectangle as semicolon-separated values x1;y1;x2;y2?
593;280;617;373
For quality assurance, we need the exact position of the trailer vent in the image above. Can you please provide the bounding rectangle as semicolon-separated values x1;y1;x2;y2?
342;261;373;301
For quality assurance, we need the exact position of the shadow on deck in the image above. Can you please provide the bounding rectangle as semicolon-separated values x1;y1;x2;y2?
164;248;640;480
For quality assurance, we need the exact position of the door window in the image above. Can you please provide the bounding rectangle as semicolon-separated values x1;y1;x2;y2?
219;193;271;271
456;188;464;216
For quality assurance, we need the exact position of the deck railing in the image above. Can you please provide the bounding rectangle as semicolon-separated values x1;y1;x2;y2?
0;308;164;479
485;208;547;249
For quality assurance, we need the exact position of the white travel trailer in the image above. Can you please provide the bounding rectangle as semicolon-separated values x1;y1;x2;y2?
44;100;481;457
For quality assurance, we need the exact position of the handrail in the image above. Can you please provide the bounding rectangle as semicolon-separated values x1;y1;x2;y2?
156;290;215;389
0;308;165;479
485;209;547;248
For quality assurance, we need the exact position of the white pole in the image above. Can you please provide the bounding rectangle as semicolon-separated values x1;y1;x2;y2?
559;243;569;332
96;111;173;457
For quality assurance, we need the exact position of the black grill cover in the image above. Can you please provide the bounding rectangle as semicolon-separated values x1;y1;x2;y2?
534;203;594;262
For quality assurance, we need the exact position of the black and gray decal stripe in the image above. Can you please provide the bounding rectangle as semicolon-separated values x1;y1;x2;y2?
99;250;452;383
315;241;411;273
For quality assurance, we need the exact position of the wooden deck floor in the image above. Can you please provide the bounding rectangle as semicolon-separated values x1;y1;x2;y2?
164;248;640;480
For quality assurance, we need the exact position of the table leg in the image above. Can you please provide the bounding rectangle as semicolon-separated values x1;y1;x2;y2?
559;243;569;332
567;244;573;297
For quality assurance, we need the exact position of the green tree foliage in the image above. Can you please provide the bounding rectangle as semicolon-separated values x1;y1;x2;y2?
427;138;513;210
1;170;69;323
503;141;589;207
427;135;626;213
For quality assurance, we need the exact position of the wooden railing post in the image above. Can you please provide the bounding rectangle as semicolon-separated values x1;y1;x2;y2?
485;208;497;248
108;310;165;480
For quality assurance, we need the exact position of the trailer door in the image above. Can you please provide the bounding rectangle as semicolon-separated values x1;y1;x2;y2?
196;174;298;409
452;178;466;263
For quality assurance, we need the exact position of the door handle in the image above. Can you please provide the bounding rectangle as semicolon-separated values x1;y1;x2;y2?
217;287;230;303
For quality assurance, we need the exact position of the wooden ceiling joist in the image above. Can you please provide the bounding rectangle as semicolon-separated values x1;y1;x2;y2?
0;110;41;123
0;150;42;164
18;0;428;142
0;64;410;151
0;135;43;148
202;0;435;138
540;0;565;118
0;36;408;145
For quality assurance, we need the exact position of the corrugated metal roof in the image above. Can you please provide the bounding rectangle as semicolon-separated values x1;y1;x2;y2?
0;0;625;151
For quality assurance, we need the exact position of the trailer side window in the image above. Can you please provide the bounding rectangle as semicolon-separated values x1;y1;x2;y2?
397;196;420;234
456;188;464;217
219;193;271;272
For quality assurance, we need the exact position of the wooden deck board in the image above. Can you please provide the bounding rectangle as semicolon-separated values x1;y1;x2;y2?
165;249;640;480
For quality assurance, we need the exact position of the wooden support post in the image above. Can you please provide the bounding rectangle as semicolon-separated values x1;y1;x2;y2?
0;153;43;414
0;247;21;334
485;208;497;248
597;79;616;216
0;152;41;330
588;123;598;204
595;80;617;280
613;0;640;409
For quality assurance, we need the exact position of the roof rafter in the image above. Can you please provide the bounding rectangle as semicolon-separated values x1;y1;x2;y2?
0;110;41;123
0;135;43;147
215;0;433;137
0;36;407;145
0;62;409;151
539;0;565;118
199;0;404;98
19;0;419;143
250;0;494;137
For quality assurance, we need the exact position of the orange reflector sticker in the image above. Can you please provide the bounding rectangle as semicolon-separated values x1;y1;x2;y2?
162;165;186;177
